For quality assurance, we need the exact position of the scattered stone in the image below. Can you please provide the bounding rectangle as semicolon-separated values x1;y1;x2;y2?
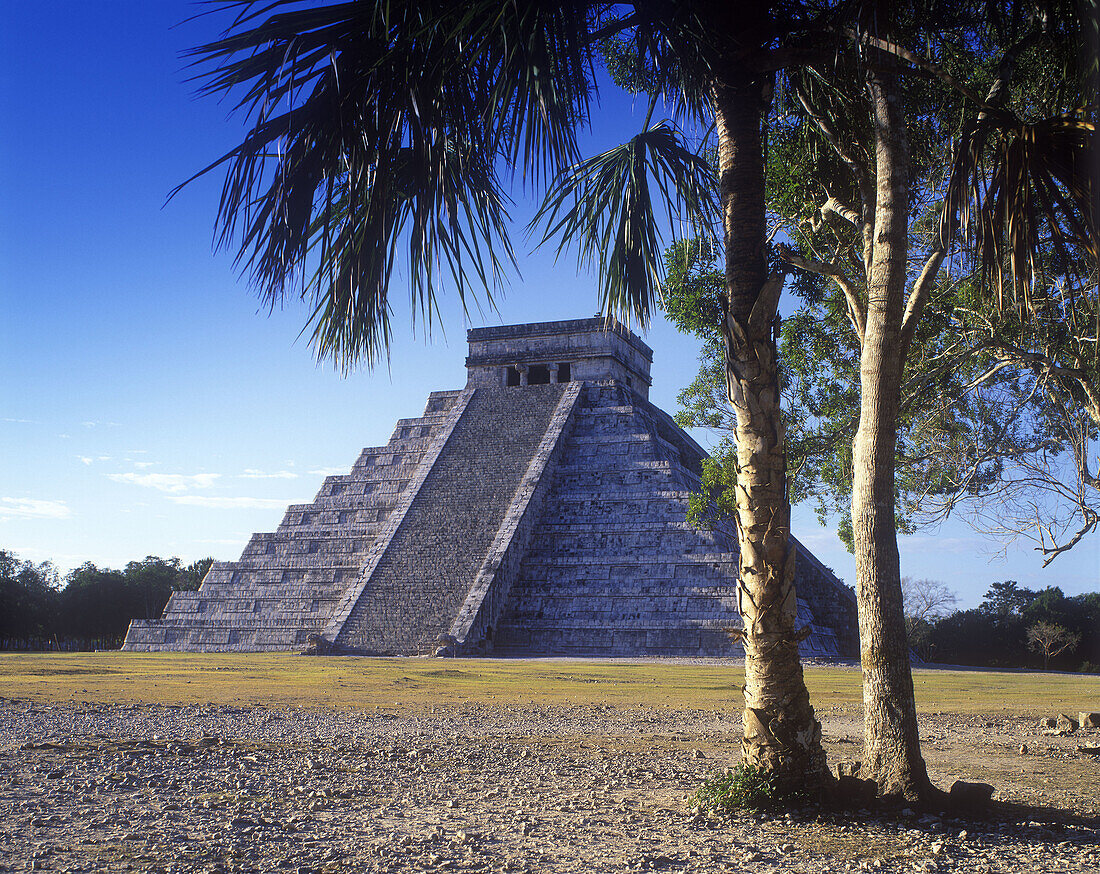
2;699;1097;874
1018;744;1028;755
831;774;877;809
1080;712;1100;729
1076;745;1100;755
1057;714;1080;734
949;781;995;811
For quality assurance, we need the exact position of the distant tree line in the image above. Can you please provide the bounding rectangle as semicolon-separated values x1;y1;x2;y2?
0;550;213;650
905;579;1100;673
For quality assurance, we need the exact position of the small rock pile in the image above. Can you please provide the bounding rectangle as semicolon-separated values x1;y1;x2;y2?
1038;710;1100;755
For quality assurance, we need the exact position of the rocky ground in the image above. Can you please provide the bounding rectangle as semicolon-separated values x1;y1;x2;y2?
0;698;1097;873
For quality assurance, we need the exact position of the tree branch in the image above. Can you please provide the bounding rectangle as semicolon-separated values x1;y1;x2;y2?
821;194;863;230
793;82;873;204
898;249;946;359
776;243;866;342
849;29;1010;120
584;13;639;46
1040;509;1100;566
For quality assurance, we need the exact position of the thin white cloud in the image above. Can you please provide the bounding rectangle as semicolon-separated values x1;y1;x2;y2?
307;467;346;477
168;496;289;510
131;461;155;469
107;472;221;493
239;469;298;480
3;417;40;424
78;456;94;466
0;498;72;520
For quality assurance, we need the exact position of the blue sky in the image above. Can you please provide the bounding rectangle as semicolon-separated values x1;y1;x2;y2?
1;2;1096;608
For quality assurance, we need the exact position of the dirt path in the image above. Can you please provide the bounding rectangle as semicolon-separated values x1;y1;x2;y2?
0;700;1097;873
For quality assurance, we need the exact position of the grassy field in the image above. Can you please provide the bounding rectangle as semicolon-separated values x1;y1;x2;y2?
1;652;1097;715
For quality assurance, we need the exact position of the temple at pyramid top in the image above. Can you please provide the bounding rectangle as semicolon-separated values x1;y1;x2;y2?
465;318;654;398
124;317;857;657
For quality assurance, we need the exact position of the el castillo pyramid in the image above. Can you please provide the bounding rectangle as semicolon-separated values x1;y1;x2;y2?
123;318;857;657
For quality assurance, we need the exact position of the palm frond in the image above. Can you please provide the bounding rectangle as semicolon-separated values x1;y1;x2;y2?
175;0;598;369
940;111;1098;316
530;120;718;328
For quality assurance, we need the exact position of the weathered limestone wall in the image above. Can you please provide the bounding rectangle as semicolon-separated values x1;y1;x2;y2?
465;318;654;399
444;382;583;655
492;382;853;657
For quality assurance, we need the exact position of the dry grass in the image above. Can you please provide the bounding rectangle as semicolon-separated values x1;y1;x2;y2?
1;653;1096;717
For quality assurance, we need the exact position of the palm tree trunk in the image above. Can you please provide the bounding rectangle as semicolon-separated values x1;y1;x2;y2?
852;63;932;802
714;71;828;797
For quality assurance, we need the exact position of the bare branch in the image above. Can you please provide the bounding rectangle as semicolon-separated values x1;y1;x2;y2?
899;249;946;358
776;243;866;342
1040;510;1100;566
793;81;874;227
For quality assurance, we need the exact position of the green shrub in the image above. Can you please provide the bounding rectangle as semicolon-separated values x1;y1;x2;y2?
690;764;780;814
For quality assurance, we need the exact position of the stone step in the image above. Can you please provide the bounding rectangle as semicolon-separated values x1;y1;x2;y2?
331;384;569;655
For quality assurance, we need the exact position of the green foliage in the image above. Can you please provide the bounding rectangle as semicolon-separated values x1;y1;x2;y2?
925;583;1099;670
686;450;737;531
0;550;60;647
0;551;215;650
180;558;215;591
531;121;717;328
981;580;1035;618
179;1;737;367
662;239;725;343
661;6;1098;554
690;764;783;814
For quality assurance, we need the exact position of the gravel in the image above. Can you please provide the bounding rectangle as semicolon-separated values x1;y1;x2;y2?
0;699;1096;873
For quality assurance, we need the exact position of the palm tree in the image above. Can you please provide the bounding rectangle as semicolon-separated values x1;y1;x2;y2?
181;0;834;796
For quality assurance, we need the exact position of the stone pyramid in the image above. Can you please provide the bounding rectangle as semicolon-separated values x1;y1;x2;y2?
123;319;857;657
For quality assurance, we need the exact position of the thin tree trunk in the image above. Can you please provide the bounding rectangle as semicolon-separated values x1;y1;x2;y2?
714;71;828;797
852;62;932;802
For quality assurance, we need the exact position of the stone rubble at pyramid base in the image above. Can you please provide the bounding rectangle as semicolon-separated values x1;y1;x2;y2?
123;319;858;658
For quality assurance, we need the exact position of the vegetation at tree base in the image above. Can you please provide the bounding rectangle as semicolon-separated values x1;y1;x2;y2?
0;551;214;651
906;580;1099;673
690;764;785;815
